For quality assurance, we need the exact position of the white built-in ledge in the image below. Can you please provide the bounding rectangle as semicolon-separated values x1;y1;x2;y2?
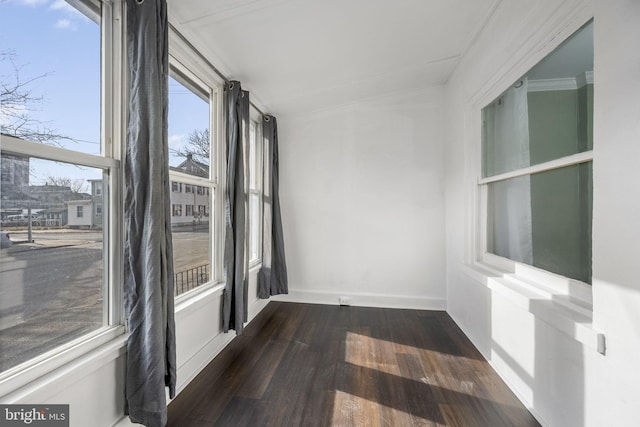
463;262;606;355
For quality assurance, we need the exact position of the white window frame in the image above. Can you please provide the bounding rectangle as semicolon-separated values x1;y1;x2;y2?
248;108;264;267
0;0;126;395
462;11;604;354
167;37;225;302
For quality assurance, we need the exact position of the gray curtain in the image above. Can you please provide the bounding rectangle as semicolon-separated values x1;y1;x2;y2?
258;115;288;298
222;81;250;334
123;1;176;426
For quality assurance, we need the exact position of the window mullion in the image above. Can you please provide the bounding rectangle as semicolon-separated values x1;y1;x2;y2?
479;150;593;185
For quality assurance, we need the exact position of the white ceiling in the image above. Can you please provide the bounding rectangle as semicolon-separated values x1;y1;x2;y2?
169;0;500;116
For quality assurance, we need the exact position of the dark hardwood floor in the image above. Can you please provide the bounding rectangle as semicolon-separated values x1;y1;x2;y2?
167;302;540;427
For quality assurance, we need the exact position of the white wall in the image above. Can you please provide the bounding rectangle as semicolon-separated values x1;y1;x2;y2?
274;87;446;310
590;0;640;425
444;0;640;426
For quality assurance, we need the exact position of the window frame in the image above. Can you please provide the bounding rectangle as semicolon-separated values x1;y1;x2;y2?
467;16;595;308
167;46;225;301
247;108;264;267
0;0;126;394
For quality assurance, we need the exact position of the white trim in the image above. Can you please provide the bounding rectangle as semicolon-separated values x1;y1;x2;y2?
0;326;126;398
175;283;225;312
528;77;579;92
103;0;124;328
479;150;593;185
247;113;264;266
213;84;225;285
576;70;594;87
461;8;598;358
169;57;210;102
528;71;594;93
168;27;226;91
462;262;603;353
468;6;593;108
0;135;118;170
271;289;446;311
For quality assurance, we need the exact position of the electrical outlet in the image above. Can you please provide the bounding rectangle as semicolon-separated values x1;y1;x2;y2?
338;297;351;306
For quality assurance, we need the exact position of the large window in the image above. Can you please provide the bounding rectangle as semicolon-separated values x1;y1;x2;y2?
0;0;117;374
168;64;215;296
248;112;263;265
0;0;233;386
480;21;593;284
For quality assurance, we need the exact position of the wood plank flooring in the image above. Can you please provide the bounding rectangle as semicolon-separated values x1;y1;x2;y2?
167;302;540;427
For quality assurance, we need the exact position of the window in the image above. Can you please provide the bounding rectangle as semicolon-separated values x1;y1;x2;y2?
248;113;263;265
0;0;118;376
96;204;102;216
172;204;182;217
480;21;593;284
168;63;216;296
172;181;182;192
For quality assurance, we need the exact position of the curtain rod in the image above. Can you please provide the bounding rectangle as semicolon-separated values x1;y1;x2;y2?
168;23;267;117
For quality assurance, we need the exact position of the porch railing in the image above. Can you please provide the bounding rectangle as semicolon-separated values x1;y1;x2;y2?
174;263;210;296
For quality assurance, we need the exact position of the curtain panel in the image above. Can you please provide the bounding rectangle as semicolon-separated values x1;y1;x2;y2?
485;79;533;264
222;81;250;335
123;1;177;426
257;115;288;298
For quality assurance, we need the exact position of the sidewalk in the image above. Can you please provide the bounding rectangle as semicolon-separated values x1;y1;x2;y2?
4;239;95;254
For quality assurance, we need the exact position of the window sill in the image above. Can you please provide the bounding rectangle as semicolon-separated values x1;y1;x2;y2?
175;282;225;314
463;262;605;354
0;326;127;400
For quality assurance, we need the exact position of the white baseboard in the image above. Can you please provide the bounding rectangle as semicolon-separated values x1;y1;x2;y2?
271;289;446;311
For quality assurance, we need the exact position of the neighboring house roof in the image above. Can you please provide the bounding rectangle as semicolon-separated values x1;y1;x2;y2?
170;154;209;178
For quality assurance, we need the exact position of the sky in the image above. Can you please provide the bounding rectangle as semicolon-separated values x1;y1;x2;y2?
0;0;210;187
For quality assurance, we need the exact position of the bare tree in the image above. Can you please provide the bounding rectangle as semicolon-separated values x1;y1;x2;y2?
1;51;69;145
172;128;210;164
45;176;89;194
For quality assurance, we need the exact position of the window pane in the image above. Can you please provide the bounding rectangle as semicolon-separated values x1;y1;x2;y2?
487;163;592;283
0;1;101;154
168;73;212;295
249;193;260;261
0;157;106;372
248;120;262;263
482;22;593;177
249;122;257;190
168;76;210;177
